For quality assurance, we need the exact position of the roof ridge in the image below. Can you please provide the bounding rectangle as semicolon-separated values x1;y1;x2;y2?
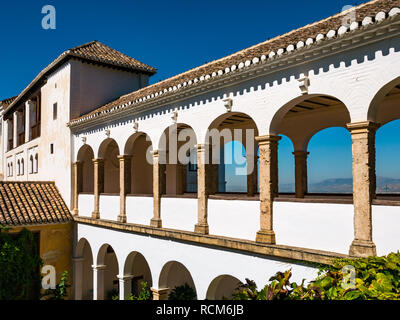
69;40;99;52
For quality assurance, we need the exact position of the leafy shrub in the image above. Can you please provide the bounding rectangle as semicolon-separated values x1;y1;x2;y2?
168;283;197;300
111;281;152;300
233;252;400;300
42;271;70;300
0;226;43;300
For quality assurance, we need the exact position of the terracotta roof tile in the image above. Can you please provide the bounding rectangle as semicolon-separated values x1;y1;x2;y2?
0;182;73;226
69;0;400;125
68;40;156;74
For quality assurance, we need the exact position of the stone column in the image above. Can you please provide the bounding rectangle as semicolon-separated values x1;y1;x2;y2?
13;112;17;148
92;264;106;300
151;287;170;300
118;274;133;300
347;121;379;257
92;159;104;219
195;144;210;234
25;100;34;143
150;150;164;228
117;155;132;223
72;161;82;216
246;143;257;197
72;257;84;300
293;150;309;198
255;135;281;244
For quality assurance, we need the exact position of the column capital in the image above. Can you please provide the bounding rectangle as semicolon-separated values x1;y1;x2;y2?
255;135;282;144
117;274;134;281
92;158;104;164
292;150;309;157
151;287;170;300
72;256;84;262
92;264;106;271
73;160;82;165
117;154;132;160
346;121;380;133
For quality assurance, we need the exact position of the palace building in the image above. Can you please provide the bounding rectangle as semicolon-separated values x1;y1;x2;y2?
1;0;400;300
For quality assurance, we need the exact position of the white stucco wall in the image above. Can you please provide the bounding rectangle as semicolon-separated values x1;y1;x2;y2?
161;198;198;231
126;196;153;225
77;223;320;300
78;194;94;217
99;195;120;221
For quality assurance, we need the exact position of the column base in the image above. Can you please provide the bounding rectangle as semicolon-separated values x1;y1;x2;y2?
194;223;209;235
151;288;169;300
91;211;100;219
349;239;376;258
150;218;162;228
117;215;126;223
256;230;276;244
72;208;79;216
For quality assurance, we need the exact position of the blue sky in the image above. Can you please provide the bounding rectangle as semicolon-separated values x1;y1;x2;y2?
1;0;399;189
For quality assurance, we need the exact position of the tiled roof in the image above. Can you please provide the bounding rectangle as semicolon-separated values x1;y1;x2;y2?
0;96;18;108
67;41;156;74
69;0;400;125
0;182;73;226
4;41;156;116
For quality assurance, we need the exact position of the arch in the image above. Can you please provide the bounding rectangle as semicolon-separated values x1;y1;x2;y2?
75;238;94;300
158;261;197;299
158;123;198;195
98;139;120;194
17;159;20;176
206;275;242;300
205;112;259;195
21;158;24;175
123;251;153;296
96;244;119;300
34;154;38;173
270;94;351;136
124;132;153;194
29;155;33;174
277;134;295;193
77;144;94;193
368;76;400;125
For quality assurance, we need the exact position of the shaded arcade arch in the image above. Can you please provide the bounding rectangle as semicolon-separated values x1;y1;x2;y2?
368;78;400;196
124;132;153;195
123;251;153;297
206;275;242;300
158;261;197;299
205;112;259;195
98;138;120;194
77;144;94;193
269;94;351;198
158;123;198;195
96;244;119;300
75;238;94;300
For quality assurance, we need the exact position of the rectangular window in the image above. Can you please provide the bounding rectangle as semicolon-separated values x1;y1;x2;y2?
50;143;54;154
53;103;57;120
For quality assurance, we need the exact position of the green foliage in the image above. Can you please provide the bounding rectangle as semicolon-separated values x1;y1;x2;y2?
42;271;71;300
168;283;197;300
0;226;43;300
111;281;152;300
127;281;152;300
233;252;400;300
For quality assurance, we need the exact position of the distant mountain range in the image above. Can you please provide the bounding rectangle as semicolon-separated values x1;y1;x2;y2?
279;177;400;193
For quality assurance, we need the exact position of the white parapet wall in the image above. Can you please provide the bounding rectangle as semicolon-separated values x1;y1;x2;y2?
126;196;154;225
99;195;119;221
372;205;400;256
161;197;198;232
208;199;259;241
273;202;354;255
78;194;94;217
78;195;400;256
